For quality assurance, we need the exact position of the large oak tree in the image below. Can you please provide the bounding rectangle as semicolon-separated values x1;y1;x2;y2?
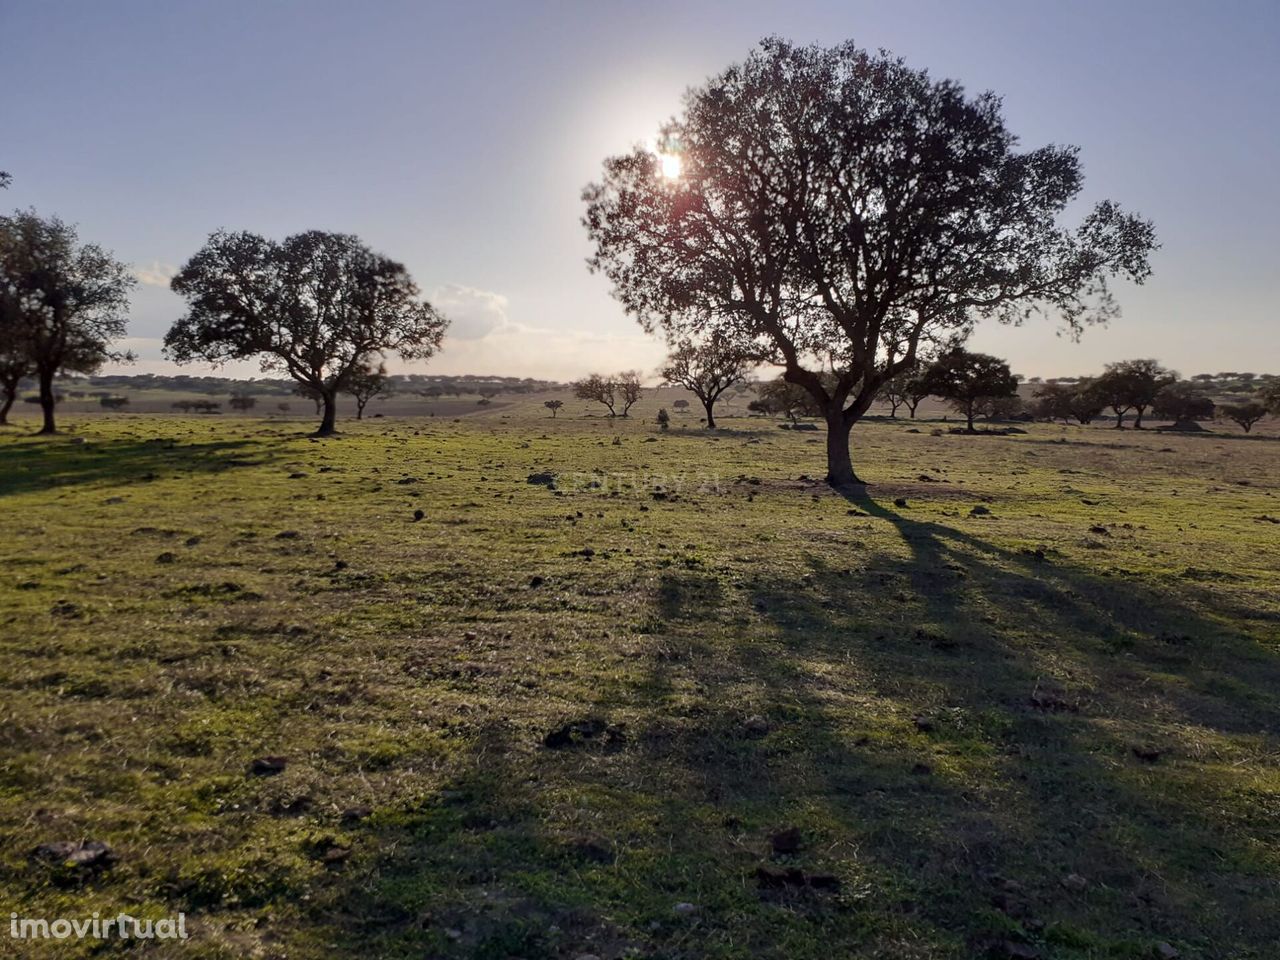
583;38;1156;485
165;230;447;435
0;210;134;433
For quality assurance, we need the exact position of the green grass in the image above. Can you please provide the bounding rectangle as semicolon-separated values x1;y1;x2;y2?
1;405;1278;959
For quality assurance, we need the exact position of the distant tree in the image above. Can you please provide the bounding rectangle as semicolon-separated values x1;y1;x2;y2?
659;334;749;429
1094;359;1177;429
573;371;643;417
172;400;193;412
918;350;1018;432
752;377;821;423
543;399;563;418
294;382;323;414
0;337;28;425
617;370;643;416
228;395;257;412
99;395;129;410
583;38;1156;485
1192;373;1216;383
165;230;447;436
573;373;618;416
876;377;905;418
1032;380;1105;424
902;375;932;419
343;362;393;419
672;398;690;412
656;407;670;431
1262;380;1280;414
1220;401;1267;434
0;211;134;433
978;394;1026;421
0;172;10;190
1152;382;1214;426
277;401;291;413
877;364;927;418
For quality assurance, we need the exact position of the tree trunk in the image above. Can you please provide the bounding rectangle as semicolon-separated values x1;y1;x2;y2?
1133;406;1145;429
37;368;56;434
703;398;716;429
0;388;13;425
965;403;975;433
316;391;338;436
824;407;863;487
355;400;365;420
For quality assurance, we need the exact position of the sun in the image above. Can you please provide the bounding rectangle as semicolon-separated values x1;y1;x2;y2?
659;152;682;179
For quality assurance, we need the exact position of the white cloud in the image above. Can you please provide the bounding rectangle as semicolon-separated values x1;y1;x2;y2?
433;283;512;340
132;261;177;287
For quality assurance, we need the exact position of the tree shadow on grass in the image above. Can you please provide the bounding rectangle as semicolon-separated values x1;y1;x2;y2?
304;494;1279;959
0;437;280;499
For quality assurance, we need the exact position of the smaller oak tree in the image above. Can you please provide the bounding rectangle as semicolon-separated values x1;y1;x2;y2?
659;335;749;429
165;230;446;436
919;350;1018;432
1220;401;1266;434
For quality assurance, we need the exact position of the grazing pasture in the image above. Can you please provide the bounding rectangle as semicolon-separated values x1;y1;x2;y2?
1;403;1278;959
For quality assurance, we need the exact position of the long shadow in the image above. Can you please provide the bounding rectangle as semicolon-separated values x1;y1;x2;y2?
273;490;1279;958
0;437;279;498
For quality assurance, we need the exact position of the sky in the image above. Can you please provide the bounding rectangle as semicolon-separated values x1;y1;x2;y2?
2;0;1277;381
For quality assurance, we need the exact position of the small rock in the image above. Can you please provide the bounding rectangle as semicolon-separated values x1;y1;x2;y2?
1155;943;1179;959
249;756;288;776
529;575;545;588
970;505;991;516
743;715;770;738
894;497;908;507
463;631;477;641
275;530;301;539
1061;873;1088;892
321;846;351;864
770;826;802;855
155;552;176;564
412;508;425;521
31;840;115;870
340;806;373;823
1132;745;1163;762
673;902;698;915
913;715;936;733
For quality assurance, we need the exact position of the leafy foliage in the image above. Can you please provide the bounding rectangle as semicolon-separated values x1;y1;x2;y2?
165;230;447;435
584;38;1156;482
0;210;134;432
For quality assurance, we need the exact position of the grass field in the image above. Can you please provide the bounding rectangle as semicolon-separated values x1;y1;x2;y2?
2;402;1278;959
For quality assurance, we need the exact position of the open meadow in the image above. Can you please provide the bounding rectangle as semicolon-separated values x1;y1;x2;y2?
2;400;1278;959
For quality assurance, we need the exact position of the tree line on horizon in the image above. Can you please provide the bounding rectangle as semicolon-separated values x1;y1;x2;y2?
3;37;1279;457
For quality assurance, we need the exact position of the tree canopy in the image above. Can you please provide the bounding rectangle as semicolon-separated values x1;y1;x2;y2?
0;210;134;433
165;230;447;435
1094;359;1177;429
918;349;1019;432
584;37;1156;484
659;333;750;428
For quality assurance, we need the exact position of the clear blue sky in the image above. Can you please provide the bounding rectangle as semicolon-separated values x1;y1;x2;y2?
2;0;1276;380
